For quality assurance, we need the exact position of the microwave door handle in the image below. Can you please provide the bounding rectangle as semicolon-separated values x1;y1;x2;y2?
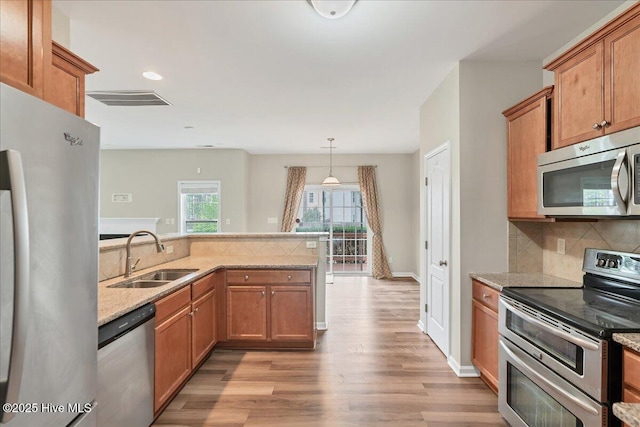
611;150;629;213
0;150;30;424
500;340;600;416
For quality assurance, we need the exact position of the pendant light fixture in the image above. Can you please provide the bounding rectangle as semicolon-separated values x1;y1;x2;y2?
322;137;341;187
307;0;358;19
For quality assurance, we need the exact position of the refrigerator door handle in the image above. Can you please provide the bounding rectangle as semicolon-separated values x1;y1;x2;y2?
0;150;30;423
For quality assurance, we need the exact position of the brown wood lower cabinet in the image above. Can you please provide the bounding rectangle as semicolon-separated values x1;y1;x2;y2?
154;272;219;415
223;268;316;348
623;347;640;427
471;279;499;394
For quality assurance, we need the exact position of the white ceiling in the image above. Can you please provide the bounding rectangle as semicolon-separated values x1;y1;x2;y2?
55;0;624;154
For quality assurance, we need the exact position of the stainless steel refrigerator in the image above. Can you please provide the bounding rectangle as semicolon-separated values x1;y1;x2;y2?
1;83;99;426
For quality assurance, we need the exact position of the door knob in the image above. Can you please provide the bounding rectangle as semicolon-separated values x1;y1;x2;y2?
439;260;448;266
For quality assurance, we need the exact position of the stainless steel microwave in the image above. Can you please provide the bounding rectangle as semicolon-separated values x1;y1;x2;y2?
537;126;640;217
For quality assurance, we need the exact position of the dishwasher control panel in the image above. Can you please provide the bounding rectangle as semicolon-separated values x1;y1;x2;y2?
98;303;156;349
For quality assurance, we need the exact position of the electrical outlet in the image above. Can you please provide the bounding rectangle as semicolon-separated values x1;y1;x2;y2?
164;218;170;225
388;256;393;263
306;241;317;249
166;245;174;254
557;238;566;254
267;217;278;224
225;218;231;225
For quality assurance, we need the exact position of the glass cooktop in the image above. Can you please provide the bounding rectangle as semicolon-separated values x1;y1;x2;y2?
502;286;640;337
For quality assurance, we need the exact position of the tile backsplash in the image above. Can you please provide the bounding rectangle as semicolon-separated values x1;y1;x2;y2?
510;220;640;282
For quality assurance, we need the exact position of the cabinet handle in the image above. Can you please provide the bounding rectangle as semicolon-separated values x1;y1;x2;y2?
601;120;610;128
271;291;275;296
439;260;448;266
592;122;602;130
287;275;292;281
244;275;249;281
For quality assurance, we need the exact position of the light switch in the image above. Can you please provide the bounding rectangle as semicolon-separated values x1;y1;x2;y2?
267;217;278;224
225;218;231;225
165;218;170;225
170;218;175;225
306;241;317;249
166;245;174;254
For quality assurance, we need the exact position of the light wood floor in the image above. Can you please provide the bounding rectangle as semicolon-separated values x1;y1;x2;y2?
153;276;507;426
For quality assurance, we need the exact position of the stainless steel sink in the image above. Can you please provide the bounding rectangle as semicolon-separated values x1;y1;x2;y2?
107;269;198;289
138;269;198;281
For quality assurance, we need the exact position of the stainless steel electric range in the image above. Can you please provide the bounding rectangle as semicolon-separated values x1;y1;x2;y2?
498;248;640;427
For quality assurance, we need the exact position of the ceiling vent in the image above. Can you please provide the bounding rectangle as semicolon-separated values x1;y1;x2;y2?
86;90;172;106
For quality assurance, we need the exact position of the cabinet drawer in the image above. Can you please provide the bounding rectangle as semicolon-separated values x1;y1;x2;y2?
155;286;191;324
227;269;311;285
624;348;640;391
624;386;640;404
472;280;499;312
192;273;215;301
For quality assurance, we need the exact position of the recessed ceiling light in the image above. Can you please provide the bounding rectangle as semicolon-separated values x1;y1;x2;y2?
184;126;195;129
196;144;216;148
142;71;163;81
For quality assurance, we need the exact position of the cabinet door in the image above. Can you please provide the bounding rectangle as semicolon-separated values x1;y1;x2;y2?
270;285;313;341
506;94;548;219
191;290;216;368
604;13;640;134
154;305;192;413
553;42;604;149
0;0;50;98
226;286;267;341
471;300;499;393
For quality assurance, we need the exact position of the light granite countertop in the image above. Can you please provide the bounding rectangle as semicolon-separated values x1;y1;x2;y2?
99;255;318;326
614;403;640;427
469;272;582;292
613;333;640;353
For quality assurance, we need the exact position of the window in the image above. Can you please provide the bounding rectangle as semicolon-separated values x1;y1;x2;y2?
178;181;220;234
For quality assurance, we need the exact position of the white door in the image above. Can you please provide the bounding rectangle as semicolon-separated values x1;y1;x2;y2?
425;142;450;356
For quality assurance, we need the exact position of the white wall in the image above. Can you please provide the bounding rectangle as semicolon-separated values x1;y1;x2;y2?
248;153;416;275
100;149;249;234
419;60;542;372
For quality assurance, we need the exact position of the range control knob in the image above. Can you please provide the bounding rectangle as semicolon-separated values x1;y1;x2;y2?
607;259;618;268
597;259;607;267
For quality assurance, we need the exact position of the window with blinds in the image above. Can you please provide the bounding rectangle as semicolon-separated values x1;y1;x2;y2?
178;181;220;233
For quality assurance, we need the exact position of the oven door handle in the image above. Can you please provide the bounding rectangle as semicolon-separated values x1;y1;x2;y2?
611;149;629;213
500;339;600;416
500;299;599;351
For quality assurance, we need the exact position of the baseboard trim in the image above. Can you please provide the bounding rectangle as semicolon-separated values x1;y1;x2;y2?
392;272;420;282
316;322;328;331
447;355;480;377
417;320;426;334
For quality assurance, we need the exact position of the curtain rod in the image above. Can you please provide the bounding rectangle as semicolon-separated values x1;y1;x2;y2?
284;165;377;169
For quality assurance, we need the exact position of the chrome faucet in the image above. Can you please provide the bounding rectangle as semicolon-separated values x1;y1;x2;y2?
124;230;165;277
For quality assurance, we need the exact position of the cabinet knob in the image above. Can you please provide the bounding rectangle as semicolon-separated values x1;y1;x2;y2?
188;311;194;317
592;122;603;130
261;291;265;296
482;293;490;300
245;275;249;281
271;291;275;296
600;120;610;128
439;260;448;266
287;275;292;280
194;307;199;313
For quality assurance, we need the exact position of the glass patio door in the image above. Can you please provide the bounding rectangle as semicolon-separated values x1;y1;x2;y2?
295;185;370;275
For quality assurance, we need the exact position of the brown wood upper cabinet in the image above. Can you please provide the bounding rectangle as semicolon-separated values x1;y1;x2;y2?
44;41;98;117
545;4;640;149
471;279;499;394
0;0;51;98
503;87;552;220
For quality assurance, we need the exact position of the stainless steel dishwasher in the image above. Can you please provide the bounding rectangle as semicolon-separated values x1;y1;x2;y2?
97;303;155;427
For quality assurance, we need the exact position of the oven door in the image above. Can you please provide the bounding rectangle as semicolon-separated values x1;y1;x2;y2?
499;296;606;402
538;147;630;216
499;338;608;427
